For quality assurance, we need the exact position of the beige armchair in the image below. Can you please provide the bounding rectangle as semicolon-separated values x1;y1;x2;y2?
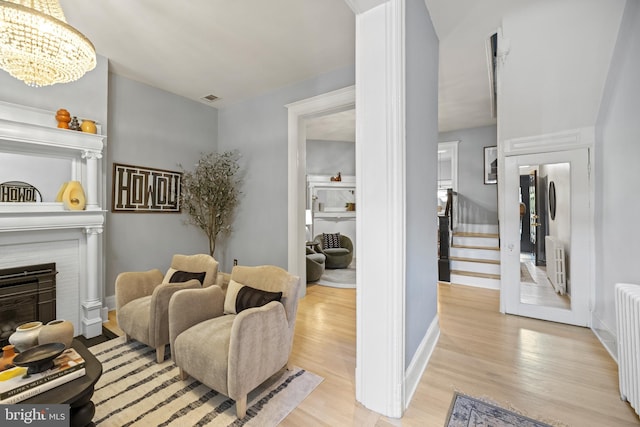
169;265;301;419
116;254;219;363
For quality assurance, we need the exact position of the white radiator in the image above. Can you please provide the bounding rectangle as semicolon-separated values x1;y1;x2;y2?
616;283;640;416
545;236;566;295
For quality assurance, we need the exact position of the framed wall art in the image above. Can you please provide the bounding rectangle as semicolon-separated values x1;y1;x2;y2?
483;146;498;184
112;163;182;213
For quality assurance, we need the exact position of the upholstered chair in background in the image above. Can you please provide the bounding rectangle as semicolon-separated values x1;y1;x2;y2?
169;265;301;419
115;253;219;363
313;233;353;269
306;247;325;282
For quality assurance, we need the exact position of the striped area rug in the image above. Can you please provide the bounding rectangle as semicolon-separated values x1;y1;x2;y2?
89;337;323;426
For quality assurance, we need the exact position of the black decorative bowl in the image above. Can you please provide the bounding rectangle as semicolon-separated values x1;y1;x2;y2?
13;342;65;375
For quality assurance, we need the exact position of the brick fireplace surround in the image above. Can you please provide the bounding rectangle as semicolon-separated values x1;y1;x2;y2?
0;101;106;339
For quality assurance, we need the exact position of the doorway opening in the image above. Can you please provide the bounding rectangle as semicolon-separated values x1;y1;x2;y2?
286;86;355;295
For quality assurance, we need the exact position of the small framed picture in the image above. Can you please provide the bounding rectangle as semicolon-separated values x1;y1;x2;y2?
484;146;498;184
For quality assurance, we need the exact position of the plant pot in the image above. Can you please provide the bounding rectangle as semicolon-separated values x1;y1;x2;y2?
9;321;43;352
38;320;74;349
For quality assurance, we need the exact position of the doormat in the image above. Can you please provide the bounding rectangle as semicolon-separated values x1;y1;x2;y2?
445;392;561;427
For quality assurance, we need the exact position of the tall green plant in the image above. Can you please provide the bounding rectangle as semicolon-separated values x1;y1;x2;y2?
180;150;241;256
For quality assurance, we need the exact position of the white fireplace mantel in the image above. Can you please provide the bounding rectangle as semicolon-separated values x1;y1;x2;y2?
0;101;106;339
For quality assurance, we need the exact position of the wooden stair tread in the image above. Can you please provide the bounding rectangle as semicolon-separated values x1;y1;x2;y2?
450;257;500;265
451;244;500;251
451;270;501;280
453;232;500;238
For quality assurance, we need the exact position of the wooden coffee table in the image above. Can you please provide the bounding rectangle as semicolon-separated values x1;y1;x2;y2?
23;339;103;427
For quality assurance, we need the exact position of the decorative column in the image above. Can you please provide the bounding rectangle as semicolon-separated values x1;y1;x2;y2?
82;226;104;338
82;150;103;211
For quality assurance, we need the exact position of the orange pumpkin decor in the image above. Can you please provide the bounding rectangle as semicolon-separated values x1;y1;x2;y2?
56;108;71;129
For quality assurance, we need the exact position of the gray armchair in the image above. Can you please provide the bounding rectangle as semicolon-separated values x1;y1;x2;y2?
115;254;219;363
306;247;325;282
169;265;301;419
313;233;353;269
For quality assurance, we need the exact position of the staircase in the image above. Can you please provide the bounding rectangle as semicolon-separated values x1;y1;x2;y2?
449;224;500;289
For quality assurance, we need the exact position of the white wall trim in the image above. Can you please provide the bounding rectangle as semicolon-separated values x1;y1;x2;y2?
354;0;407;418
503;126;595;156
592;315;617;363
104;295;116;312
404;315;440;409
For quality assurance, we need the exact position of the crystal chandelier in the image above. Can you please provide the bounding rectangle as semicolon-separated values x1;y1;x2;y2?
0;0;96;87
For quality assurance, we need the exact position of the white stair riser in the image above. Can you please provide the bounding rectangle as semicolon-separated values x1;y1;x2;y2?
450;274;500;290
454;236;499;247
451;260;500;275
450;247;500;261
456;223;499;234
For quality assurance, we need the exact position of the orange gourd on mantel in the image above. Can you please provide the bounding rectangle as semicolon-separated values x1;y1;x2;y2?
56;108;71;129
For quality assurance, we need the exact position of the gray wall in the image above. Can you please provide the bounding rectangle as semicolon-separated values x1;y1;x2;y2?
106;74;219;297
217;66;355;272
594;0;640;348
0;56;109;128
499;0;625;142
404;0;439;367
439;125;498;224
306;139;355;176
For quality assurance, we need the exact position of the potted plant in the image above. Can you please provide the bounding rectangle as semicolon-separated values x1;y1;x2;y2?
180;150;242;256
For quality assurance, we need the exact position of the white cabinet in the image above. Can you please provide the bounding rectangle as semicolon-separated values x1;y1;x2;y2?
307;175;356;256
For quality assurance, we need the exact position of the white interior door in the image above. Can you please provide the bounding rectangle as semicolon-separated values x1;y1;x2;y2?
502;148;590;326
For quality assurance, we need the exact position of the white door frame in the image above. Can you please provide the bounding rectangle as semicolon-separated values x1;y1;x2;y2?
286;86;356;292
287;0;407;417
499;128;594;326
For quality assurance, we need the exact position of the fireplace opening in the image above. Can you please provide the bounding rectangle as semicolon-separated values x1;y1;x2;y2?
0;263;57;347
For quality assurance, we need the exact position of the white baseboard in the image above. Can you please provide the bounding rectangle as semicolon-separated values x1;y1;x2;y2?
591;313;617;363
404;315;440;410
104;295;116;312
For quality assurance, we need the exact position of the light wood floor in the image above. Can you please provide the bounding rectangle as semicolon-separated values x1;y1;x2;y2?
520;253;571;309
105;283;639;426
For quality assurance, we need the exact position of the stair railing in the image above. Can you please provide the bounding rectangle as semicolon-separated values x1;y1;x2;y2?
438;188;456;282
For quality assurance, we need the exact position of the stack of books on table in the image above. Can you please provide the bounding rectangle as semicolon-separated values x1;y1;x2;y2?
0;347;86;404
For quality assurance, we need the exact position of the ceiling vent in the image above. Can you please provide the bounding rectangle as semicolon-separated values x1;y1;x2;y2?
201;94;219;103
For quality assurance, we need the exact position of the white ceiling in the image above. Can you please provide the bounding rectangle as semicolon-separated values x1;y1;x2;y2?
57;0;514;136
306;109;356;142
59;0;355;108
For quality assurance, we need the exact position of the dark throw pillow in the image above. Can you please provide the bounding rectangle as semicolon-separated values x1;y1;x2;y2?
224;279;283;314
323;232;341;249
169;270;206;286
